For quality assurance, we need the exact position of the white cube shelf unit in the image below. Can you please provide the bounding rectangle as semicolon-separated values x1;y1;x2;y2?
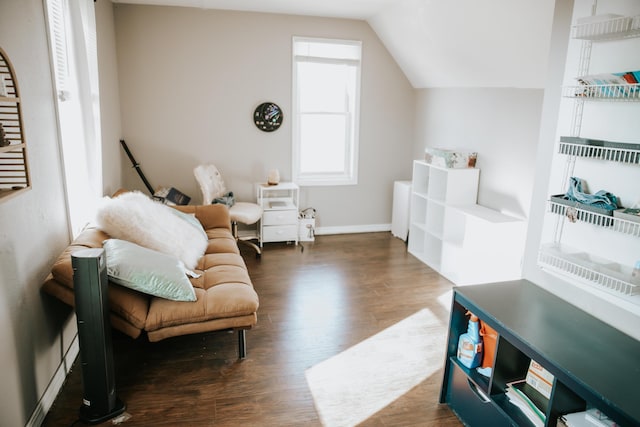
408;160;525;285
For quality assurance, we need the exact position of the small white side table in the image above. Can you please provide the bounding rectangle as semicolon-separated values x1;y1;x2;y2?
256;182;299;247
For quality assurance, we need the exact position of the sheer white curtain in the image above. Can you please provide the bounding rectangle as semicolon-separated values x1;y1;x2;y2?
46;0;102;238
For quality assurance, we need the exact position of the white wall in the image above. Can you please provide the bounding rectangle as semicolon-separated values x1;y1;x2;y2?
0;2;123;425
524;0;640;340
113;5;416;231
0;1;74;426
414;88;544;218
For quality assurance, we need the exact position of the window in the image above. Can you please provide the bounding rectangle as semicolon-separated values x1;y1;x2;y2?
292;37;362;186
45;0;102;237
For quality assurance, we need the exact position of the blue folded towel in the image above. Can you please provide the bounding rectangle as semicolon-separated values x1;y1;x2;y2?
566;177;618;211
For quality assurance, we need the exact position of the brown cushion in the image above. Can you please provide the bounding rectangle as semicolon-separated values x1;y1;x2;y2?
145;251;258;332
174;204;232;231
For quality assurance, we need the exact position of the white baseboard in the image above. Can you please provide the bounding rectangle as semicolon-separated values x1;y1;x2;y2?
27;334;79;427
315;223;391;236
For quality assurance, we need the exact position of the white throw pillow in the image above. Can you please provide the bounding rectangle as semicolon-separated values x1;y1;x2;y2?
95;191;207;270
103;239;196;302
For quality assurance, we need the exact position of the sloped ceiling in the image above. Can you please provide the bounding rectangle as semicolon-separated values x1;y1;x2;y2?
111;0;557;88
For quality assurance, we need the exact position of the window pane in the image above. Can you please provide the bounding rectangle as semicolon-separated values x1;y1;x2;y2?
294;39;361;60
300;114;346;174
298;61;349;113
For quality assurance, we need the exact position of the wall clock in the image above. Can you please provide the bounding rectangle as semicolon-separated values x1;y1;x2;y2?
254;102;283;132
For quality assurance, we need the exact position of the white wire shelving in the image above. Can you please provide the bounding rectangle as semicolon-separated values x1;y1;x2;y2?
548;199;640;236
572;14;640;40
563;83;640;100
558;141;640;164
539;244;639;296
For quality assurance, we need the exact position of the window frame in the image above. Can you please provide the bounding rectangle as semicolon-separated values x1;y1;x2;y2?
292;37;362;187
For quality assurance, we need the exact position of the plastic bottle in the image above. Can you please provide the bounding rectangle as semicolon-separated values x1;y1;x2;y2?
457;311;483;369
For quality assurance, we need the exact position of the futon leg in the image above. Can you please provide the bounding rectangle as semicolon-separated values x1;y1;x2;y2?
238;329;246;359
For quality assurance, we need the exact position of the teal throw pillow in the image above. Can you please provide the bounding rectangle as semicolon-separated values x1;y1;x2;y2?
103;239;196;302
169;209;208;239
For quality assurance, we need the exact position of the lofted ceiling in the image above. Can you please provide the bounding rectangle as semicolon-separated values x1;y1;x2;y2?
111;0;557;88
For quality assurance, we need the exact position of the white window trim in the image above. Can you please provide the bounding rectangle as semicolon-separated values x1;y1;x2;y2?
292;37;362;187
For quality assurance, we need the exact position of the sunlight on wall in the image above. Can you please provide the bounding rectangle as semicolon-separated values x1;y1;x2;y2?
305;308;446;427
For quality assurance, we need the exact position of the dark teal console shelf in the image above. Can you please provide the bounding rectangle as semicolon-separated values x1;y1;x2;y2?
440;280;640;427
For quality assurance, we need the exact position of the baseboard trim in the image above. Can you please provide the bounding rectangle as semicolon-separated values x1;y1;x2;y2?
315;223;391;236
27;334;79;427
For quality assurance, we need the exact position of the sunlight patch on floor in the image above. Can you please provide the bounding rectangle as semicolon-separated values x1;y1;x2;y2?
437;289;453;312
305;308;446;427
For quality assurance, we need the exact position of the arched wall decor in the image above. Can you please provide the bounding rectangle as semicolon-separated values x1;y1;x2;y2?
0;47;30;202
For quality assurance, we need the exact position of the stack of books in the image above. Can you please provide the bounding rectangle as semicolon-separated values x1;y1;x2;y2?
505;360;555;427
559;408;618;426
505;381;546;427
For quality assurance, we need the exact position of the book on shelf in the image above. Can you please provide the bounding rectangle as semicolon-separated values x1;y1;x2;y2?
585;408;618;427
574;70;640;98
505;381;546;427
559;408;618;427
526;360;555;400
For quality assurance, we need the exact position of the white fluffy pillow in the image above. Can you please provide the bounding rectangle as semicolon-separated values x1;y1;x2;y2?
95;191;207;270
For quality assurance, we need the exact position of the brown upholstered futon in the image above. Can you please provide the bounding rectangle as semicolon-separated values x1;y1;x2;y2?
42;203;259;358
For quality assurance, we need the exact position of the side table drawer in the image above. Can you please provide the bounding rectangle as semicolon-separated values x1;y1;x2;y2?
262;225;298;242
263;210;298;226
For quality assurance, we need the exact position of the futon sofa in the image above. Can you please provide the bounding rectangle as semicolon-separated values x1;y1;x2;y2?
42;197;259;358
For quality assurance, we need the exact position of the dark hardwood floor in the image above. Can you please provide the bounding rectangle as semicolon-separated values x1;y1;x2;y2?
42;232;463;427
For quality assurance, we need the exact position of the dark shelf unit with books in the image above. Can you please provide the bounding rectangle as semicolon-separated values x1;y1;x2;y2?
440;280;640;427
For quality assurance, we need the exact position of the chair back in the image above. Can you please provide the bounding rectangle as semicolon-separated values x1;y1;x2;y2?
194;164;227;205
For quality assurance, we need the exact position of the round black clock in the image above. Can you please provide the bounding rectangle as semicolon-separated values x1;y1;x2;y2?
254;102;282;132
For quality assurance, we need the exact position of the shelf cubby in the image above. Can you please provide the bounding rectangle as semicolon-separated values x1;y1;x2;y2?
425;201;445;238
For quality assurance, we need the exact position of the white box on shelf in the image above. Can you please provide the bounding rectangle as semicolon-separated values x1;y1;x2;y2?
425;148;477;169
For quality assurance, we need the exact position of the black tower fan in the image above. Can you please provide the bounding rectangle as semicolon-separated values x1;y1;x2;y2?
72;248;126;424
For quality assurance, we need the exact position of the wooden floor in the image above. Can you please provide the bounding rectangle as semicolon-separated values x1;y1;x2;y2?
42;233;463;427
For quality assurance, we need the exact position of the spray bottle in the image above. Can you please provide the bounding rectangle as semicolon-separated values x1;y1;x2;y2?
457;311;483;369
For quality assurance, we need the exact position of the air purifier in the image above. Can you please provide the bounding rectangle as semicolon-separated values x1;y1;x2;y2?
72;248;126;424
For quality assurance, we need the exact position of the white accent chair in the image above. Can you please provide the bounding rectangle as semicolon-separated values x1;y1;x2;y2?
193;164;263;257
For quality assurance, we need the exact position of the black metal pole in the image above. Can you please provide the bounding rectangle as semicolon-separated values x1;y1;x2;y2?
119;139;155;196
